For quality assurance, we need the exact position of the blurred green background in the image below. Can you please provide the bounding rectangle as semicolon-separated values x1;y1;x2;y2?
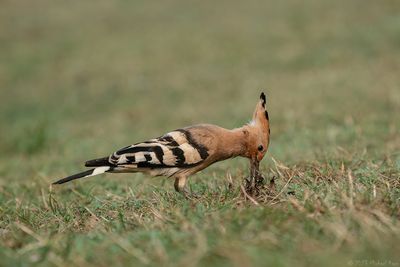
0;0;399;266
1;0;399;165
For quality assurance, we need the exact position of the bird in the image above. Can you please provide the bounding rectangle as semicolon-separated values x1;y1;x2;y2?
53;92;270;195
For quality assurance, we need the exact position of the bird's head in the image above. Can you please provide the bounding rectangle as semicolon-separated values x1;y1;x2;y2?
242;92;270;163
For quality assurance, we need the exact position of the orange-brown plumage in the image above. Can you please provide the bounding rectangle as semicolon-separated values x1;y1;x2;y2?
53;92;270;194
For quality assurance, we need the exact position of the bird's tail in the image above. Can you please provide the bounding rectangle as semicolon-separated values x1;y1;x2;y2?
52;166;111;185
85;156;113;167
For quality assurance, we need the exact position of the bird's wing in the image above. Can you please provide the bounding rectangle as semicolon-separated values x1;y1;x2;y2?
86;129;210;169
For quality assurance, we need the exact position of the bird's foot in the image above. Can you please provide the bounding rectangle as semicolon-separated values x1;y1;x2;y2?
182;188;201;200
175;186;201;200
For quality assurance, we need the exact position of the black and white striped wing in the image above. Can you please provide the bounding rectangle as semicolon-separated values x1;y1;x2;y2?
108;129;209;169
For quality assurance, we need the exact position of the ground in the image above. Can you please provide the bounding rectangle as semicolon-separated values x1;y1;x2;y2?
0;0;399;266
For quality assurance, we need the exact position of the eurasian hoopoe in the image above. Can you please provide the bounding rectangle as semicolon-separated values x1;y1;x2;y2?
53;92;270;194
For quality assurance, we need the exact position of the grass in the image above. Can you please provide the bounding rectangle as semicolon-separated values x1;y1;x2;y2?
0;0;399;266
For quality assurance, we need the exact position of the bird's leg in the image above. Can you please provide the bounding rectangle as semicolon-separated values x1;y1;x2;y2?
174;175;187;192
174;176;190;197
174;176;200;199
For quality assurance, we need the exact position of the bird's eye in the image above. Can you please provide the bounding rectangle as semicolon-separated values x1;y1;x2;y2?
257;145;263;151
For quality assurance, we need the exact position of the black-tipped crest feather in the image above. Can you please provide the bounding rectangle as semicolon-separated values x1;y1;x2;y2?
260;92;266;108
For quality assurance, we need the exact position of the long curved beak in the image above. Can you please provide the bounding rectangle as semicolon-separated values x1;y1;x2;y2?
250;159;260;178
246;158;260;190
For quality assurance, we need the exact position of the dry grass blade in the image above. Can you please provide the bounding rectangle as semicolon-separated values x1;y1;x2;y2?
347;170;354;209
268;171;295;204
240;184;260;206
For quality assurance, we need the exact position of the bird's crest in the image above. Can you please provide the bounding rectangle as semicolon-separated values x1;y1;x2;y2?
252;92;269;128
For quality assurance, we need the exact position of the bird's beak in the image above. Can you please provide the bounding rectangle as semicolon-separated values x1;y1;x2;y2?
250;158;260;177
246;158;262;192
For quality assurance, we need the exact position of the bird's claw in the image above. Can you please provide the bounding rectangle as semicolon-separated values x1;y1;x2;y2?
180;188;201;200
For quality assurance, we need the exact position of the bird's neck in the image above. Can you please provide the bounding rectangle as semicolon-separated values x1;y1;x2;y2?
217;127;248;159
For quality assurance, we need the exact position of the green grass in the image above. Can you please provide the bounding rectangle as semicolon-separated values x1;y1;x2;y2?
0;0;399;266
